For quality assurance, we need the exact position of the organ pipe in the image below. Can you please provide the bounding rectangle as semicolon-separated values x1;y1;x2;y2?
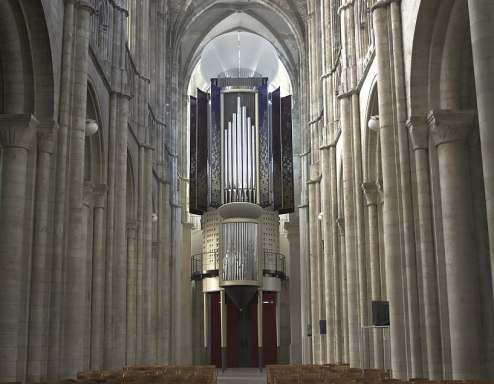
222;95;258;204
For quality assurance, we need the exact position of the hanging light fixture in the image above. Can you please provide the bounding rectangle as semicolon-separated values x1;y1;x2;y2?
85;119;99;136
368;115;380;132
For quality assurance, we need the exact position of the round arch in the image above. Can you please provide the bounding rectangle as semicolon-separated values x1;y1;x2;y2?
0;0;55;119
85;82;105;185
174;1;305;97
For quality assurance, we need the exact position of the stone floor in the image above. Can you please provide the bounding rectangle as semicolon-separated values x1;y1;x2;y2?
217;368;267;384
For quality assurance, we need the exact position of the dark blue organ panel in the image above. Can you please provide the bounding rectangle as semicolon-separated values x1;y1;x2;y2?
189;77;293;214
257;79;271;207
210;80;222;207
189;95;199;214
279;95;294;214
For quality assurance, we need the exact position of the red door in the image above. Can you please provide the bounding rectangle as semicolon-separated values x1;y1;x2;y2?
210;291;278;367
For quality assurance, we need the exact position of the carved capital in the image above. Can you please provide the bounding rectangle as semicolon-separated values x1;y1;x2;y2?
83;182;95;207
427;110;476;147
37;120;58;154
284;221;300;240
406;116;429;151
0;114;38;150
362;182;379;206
76;0;96;13
336;217;345;237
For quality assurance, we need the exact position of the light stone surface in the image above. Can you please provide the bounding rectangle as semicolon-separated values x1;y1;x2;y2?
0;0;494;381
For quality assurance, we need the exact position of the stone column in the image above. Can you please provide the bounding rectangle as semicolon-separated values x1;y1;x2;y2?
91;186;107;370
258;288;264;370
82;183;94;371
362;182;384;370
62;1;94;377
49;2;75;375
428;110;484;379
0;114;37;382
352;91;370;370
372;2;408;378
220;289;227;371
390;2;423;377
468;0;494;300
179;222;193;364
330;145;343;364
340;93;360;368
285;221;302;363
321;146;336;363
157;182;171;362
110;94;130;367
142;144;154;364
407;117;443;379
26;127;56;382
308;173;321;363
337;217;349;363
126;222;138;365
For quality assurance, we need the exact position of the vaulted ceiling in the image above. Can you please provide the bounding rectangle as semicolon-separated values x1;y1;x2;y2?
166;0;308;87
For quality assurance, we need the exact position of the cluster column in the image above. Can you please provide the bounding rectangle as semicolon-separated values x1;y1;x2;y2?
62;1;93;377
468;0;494;300
362;182;383;369
285;221;302;363
407;117;442;379
91;185;107;370
372;2;407;378
308;171;322;363
428;110;484;379
27;125;56;382
0;114;37;382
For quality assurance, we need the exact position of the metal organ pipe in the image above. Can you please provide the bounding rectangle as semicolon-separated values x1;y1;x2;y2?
222;94;259;203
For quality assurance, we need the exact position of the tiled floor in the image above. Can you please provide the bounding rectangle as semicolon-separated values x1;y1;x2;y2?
217;368;267;384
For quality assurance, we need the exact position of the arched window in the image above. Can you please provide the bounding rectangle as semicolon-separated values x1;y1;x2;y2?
332;0;342;55
127;0;136;52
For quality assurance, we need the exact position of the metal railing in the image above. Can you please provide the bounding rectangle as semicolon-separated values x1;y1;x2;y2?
263;252;287;279
191;251;287;281
191;251;219;280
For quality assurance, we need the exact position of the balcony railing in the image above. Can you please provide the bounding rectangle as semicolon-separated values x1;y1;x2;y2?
191;251;219;281
190;251;287;281
263;252;287;280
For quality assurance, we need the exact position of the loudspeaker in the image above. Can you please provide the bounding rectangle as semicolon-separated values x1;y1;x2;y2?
319;320;327;335
372;301;390;326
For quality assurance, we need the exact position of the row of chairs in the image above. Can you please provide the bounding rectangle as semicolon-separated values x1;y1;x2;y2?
267;364;389;384
76;365;217;384
266;365;494;384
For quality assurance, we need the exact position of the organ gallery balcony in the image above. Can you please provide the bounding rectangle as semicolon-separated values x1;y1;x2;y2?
190;251;287;282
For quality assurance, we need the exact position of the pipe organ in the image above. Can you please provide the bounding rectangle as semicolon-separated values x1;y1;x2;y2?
190;77;293;369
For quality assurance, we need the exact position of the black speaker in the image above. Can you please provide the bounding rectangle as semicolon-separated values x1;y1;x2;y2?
372;301;390;326
319;320;327;335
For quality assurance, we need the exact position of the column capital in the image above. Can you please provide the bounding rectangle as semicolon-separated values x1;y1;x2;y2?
336;217;345;236
284;221;300;239
83;182;95;207
93;184;108;208
75;0;96;13
371;0;401;12
427;110;477;147
362;182;379;206
407;116;429;151
37;120;58;154
0;114;38;150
